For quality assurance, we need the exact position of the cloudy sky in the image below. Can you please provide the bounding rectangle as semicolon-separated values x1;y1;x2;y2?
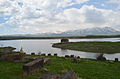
0;0;120;35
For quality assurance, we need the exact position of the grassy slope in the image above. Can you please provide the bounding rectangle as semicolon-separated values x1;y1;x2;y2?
52;42;120;53
0;56;120;79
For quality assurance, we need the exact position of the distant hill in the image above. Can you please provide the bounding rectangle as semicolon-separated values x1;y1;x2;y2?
2;27;120;37
21;27;120;37
61;27;120;36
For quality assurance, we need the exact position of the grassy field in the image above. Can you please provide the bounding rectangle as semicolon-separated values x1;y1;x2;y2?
0;60;44;79
0;56;120;79
52;42;120;53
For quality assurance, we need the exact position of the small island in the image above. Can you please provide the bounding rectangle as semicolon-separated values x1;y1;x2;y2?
52;41;120;53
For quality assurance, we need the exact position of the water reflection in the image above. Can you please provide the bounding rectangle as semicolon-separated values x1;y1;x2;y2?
0;38;120;60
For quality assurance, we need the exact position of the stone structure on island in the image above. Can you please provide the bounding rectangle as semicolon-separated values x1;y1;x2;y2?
61;39;69;43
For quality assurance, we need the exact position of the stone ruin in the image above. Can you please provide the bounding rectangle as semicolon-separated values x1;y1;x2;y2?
61;39;69;43
23;58;44;76
23;57;51;76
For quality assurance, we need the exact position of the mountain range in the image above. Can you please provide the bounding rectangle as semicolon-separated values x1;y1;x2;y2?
22;27;120;37
5;27;120;37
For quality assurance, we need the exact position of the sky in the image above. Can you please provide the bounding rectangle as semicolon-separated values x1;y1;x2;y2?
0;0;120;35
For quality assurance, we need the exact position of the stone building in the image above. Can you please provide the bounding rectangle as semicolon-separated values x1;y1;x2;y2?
61;39;69;43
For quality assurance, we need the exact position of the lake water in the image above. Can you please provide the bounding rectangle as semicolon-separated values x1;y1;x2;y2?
0;38;120;60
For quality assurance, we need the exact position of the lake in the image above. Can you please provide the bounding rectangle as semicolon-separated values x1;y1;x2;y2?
0;38;120;60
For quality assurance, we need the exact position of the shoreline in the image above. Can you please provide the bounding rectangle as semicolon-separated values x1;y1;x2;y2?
0;35;120;40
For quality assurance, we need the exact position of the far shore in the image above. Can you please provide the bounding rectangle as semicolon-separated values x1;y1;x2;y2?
0;35;120;40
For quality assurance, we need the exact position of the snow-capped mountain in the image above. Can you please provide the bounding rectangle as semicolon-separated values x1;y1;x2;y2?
61;27;120;36
5;27;120;37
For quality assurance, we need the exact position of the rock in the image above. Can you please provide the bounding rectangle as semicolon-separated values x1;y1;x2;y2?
43;58;51;65
31;53;35;55
73;58;80;63
41;68;49;73
70;55;74;58
41;74;61;79
54;53;57;56
48;53;52;56
65;55;70;58
62;71;78;79
96;54;106;61
41;54;46;56
77;56;80;59
115;58;119;62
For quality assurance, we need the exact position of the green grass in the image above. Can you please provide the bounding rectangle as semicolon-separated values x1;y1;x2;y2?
0;56;120;79
0;60;44;79
52;42;120;53
0;48;4;52
45;57;120;79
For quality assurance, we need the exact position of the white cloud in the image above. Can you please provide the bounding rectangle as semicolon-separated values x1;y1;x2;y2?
108;0;120;10
0;0;120;34
0;24;3;27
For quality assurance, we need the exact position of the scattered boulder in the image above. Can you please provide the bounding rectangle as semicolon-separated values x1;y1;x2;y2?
41;68;49;73
70;55;74;58
62;71;78;79
31;52;35;55
77;56;80;59
73;58;80;63
40;74;61;79
65;55;70;58
48;53;52;56
96;54;106;61
41;54;46;56
43;58;51;65
54;53;57;56
115;58;119;62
